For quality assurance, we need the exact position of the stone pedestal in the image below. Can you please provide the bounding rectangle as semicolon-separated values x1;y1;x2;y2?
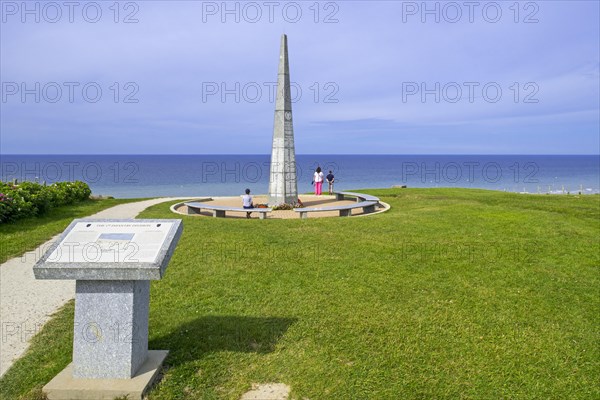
73;280;150;379
34;219;183;400
42;351;168;400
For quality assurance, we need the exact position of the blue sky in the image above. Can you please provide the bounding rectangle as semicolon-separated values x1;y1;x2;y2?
1;1;599;154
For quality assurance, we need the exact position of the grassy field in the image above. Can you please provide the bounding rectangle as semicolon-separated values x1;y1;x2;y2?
1;189;598;399
0;198;141;264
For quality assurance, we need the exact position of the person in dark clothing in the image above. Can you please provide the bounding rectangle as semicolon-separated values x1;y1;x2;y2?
242;188;254;219
326;171;335;195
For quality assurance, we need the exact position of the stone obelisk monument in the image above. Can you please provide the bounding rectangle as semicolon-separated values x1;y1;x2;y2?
268;34;298;206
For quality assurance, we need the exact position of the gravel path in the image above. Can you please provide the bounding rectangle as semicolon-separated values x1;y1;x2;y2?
0;198;186;377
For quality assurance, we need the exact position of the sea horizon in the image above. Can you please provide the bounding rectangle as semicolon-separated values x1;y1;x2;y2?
2;154;598;198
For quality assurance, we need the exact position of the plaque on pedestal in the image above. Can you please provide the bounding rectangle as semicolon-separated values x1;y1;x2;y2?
33;219;183;400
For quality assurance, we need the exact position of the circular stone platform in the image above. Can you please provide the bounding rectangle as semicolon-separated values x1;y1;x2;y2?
171;195;390;219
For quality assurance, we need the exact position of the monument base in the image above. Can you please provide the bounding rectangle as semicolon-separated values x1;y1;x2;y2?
43;350;168;400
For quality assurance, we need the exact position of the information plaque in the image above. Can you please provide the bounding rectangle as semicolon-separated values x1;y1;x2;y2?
35;219;182;280
33;219;183;400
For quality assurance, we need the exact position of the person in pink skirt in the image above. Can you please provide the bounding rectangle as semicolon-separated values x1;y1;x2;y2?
313;166;324;195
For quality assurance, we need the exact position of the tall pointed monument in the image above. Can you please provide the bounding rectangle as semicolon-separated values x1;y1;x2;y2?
268;34;298;206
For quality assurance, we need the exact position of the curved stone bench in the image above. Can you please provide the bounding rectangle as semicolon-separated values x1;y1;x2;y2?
294;191;382;219
294;200;378;219
185;202;272;219
294;192;381;219
335;191;380;202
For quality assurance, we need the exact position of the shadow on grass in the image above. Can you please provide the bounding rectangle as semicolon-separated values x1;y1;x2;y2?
149;316;297;366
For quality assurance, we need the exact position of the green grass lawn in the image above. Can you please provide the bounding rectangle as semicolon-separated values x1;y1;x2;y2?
0;198;141;264
1;189;598;399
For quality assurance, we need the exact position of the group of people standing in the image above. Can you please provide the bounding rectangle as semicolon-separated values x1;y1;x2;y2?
313;167;335;196
242;167;335;219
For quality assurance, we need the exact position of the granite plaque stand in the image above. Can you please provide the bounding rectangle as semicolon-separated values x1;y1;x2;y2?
33;219;183;400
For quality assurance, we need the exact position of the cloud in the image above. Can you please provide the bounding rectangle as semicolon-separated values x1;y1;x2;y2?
1;1;598;154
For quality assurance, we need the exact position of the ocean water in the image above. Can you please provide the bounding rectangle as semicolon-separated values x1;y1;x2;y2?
1;155;598;198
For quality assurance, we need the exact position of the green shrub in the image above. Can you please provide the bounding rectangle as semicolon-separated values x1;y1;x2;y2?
0;180;92;223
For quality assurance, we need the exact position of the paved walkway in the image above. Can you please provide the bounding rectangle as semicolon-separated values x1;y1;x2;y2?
176;195;381;219
0;198;185;377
